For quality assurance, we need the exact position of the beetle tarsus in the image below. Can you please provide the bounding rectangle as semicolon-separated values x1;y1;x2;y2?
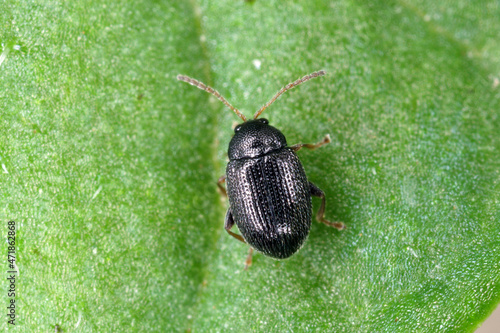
291;134;331;152
318;218;346;230
244;248;254;270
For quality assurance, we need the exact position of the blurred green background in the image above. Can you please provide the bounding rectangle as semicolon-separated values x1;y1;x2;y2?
1;0;499;332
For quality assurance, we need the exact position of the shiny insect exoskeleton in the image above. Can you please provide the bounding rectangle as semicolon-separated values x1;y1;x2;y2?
177;71;345;268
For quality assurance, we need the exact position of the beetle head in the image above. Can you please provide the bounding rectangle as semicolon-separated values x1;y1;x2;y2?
228;118;287;160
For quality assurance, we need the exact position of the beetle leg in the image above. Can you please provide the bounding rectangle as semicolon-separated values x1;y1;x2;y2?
224;209;247;243
244;248;254;270
225;210;254;269
309;182;345;230
217;175;227;197
290;134;331;152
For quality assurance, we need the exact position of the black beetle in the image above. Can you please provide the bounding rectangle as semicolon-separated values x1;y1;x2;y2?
177;71;345;268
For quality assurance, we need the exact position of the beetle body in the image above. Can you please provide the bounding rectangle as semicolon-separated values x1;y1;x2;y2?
177;71;345;267
226;119;311;258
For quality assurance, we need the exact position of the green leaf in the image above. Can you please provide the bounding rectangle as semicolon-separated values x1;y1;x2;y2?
2;0;499;332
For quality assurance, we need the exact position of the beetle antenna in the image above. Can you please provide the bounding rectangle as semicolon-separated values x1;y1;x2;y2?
177;75;247;122
253;70;326;119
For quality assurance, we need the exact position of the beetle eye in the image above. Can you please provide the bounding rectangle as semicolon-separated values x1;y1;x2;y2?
258;118;269;124
234;124;242;132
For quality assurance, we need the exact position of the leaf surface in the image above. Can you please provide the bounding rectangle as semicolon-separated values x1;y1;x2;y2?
1;0;499;332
